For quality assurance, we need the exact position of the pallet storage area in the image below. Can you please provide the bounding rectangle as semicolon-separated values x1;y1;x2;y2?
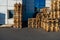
12;0;60;32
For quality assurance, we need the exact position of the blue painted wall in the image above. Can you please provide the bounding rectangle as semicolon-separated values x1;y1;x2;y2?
35;0;45;8
22;0;45;21
22;0;34;21
0;13;5;24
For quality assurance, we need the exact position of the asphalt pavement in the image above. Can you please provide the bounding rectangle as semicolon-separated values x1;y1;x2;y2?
0;28;60;40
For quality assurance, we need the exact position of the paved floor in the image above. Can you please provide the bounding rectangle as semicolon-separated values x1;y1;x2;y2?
0;28;60;40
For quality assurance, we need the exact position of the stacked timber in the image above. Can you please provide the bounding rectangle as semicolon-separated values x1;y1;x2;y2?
39;6;59;32
40;7;49;29
44;19;59;32
14;3;22;29
28;18;37;28
28;0;60;32
50;0;60;32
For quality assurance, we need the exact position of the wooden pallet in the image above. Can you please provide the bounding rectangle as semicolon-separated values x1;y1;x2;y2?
45;23;49;32
36;13;41;28
14;3;22;29
28;18;37;28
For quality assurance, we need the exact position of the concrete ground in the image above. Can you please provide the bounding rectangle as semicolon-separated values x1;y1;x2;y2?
0;28;60;40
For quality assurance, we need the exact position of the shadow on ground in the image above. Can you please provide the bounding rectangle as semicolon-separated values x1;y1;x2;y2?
22;21;28;28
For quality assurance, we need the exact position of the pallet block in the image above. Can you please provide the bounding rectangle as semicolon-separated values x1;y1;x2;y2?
53;0;57;11
54;23;59;32
50;23;54;32
37;22;41;28
45;23;49;32
57;0;60;11
33;18;37;28
42;21;44;28
49;12;53;19
43;22;46;30
56;19;58;22
56;11;60;18
41;21;43;28
52;12;56;19
54;27;59;32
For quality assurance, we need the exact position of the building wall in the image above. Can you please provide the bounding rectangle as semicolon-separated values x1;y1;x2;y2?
35;0;45;8
0;0;22;24
0;0;8;24
26;0;34;21
45;0;51;7
0;13;5;24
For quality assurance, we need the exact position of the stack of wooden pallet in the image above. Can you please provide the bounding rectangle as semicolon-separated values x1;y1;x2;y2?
28;18;37;28
40;7;49;29
14;3;22;29
50;0;60;18
28;0;60;32
44;19;59;32
48;0;60;32
36;13;41;28
38;6;59;32
44;0;60;32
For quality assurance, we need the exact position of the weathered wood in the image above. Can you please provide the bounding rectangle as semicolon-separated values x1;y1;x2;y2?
28;18;37;28
36;13;41;28
45;23;49;32
50;23;54;32
14;3;22;29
